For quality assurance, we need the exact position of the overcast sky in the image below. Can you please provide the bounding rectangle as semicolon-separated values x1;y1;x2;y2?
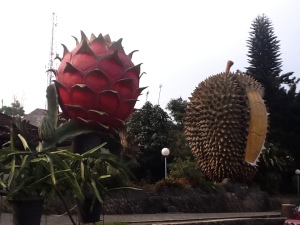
0;0;299;114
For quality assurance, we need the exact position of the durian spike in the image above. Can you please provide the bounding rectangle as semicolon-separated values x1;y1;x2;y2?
225;60;234;74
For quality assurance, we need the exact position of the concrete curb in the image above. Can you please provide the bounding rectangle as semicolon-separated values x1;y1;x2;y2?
0;211;283;225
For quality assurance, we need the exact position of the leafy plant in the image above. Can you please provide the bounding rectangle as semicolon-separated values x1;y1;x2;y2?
154;177;188;191
169;157;216;192
0;134;82;200
258;143;294;173
126;102;173;182
166;97;187;130
69;143;137;203
254;143;295;194
255;172;282;195
169;157;201;181
0;84;99;225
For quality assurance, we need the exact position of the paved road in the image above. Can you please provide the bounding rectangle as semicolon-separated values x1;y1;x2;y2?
0;211;283;225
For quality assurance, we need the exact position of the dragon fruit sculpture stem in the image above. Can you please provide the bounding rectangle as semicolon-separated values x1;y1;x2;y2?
39;84;96;150
50;31;146;133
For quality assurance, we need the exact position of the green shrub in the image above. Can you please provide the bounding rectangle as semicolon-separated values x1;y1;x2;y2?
255;172;282;195
154;177;189;191
168;157;216;192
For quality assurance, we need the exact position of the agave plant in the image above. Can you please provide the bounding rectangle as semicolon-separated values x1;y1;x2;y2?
0;84;85;195
0;123;84;225
68;142;137;223
0;84;97;225
70;143;134;202
0;134;78;197
51;31;146;133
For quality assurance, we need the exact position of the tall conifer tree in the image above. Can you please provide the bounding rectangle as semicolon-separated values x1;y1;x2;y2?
246;14;299;163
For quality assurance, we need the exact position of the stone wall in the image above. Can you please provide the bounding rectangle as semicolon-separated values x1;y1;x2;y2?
0;184;285;216
103;186;279;215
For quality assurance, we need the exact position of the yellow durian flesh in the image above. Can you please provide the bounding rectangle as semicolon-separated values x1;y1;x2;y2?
245;90;268;164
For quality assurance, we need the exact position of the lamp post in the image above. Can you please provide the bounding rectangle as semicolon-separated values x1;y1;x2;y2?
161;148;170;179
296;169;300;197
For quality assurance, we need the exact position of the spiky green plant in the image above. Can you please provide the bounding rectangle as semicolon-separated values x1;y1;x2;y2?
0;84;100;225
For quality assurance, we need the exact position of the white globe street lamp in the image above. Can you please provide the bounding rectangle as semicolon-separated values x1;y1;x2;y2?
161;148;170;179
296;169;300;197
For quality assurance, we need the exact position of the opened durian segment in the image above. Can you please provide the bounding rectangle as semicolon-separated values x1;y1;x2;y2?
245;90;268;164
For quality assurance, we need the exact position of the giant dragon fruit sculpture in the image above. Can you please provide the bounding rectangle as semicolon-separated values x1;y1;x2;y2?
51;31;146;133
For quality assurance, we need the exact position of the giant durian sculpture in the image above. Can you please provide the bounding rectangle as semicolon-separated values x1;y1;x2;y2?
184;61;268;182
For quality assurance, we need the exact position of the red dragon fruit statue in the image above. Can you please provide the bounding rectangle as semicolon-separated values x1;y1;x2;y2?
52;31;146;133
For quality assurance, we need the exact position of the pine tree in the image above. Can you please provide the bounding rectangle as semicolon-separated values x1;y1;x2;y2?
245;14;300;166
246;14;295;100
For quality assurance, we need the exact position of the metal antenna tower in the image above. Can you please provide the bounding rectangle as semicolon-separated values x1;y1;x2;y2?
45;12;58;109
47;12;58;87
158;84;162;105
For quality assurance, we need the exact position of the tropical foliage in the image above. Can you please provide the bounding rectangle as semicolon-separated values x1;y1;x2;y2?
166;97;187;129
69;143;134;203
125;102;173;182
168;157;216;192
258;144;294;173
166;98;191;159
0;132;81;199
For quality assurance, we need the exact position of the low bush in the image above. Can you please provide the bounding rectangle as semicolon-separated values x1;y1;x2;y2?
154;177;189;191
168;157;216;192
